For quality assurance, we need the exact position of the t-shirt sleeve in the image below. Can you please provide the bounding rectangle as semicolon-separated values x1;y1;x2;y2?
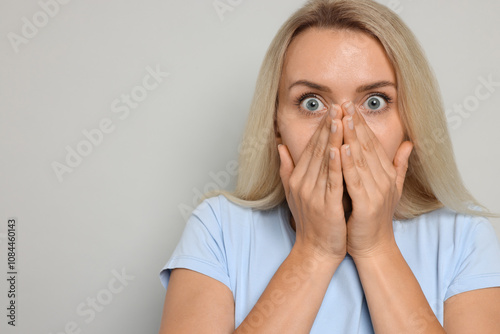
445;217;500;300
159;196;231;291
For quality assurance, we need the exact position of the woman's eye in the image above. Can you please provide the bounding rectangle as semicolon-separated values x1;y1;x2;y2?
301;97;325;113
363;95;387;111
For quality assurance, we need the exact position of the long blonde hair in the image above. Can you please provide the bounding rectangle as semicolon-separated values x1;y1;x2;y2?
204;0;492;219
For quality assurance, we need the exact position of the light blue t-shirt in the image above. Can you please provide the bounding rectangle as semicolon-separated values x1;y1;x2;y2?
159;195;500;332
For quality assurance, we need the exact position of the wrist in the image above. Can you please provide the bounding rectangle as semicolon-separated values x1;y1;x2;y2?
292;241;346;268
349;237;399;263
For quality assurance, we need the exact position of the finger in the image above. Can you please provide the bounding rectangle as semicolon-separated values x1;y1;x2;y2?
315;112;343;198
325;146;344;209
341;112;378;194
342;102;386;178
303;108;336;188
291;112;330;181
303;114;334;189
330;105;344;150
350;105;394;175
340;144;367;202
277;144;294;196
332;103;343;120
393;141;413;196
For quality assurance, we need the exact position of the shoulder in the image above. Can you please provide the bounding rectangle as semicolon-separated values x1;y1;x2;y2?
395;207;496;245
189;195;288;237
394;207;500;303
393;207;500;273
395;208;500;277
190;194;260;226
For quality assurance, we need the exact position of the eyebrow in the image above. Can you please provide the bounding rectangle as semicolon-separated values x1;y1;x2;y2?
356;80;396;93
288;80;396;93
288;80;332;92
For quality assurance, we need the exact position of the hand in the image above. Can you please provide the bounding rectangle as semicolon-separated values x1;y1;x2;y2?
339;101;413;258
277;105;346;262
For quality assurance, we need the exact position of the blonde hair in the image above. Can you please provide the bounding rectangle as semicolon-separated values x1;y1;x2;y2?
204;0;493;219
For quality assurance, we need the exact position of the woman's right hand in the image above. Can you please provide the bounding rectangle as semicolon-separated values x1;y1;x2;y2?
277;104;346;263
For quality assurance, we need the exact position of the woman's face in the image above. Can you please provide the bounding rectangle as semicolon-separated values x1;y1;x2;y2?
275;27;405;166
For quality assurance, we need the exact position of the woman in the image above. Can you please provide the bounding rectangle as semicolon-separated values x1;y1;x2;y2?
158;0;500;332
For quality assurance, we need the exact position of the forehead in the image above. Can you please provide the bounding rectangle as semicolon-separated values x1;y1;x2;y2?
281;27;396;86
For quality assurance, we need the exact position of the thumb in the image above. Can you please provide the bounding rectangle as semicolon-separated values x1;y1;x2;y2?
277;144;294;196
393;141;413;196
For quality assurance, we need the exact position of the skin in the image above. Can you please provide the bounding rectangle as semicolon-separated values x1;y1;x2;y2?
158;27;500;334
276;28;404;171
275;27;407;251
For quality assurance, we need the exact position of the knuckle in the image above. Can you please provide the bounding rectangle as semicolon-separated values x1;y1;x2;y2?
327;179;341;192
367;205;378;217
305;140;316;154
319;159;329;174
372;191;384;205
326;182;333;192
355;157;368;169
312;146;324;159
298;185;310;199
361;141;371;153
288;176;299;191
351;177;363;189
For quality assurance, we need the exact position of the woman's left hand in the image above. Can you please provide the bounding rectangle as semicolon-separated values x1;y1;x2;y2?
340;101;413;259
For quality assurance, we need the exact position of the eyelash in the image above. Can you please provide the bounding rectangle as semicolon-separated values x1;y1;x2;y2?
293;92;393;116
293;93;325;116
362;92;393;114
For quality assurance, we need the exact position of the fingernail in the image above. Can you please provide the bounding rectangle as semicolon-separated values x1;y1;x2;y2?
330;147;335;160
345;145;351;156
331;119;337;133
345;101;355;115
347;116;353;130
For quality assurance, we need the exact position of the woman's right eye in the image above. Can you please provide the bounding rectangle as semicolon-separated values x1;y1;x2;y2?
297;95;327;115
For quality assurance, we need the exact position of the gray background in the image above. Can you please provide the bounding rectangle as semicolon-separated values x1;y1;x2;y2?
0;0;499;333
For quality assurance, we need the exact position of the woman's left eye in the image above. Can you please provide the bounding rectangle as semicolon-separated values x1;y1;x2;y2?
362;95;388;112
